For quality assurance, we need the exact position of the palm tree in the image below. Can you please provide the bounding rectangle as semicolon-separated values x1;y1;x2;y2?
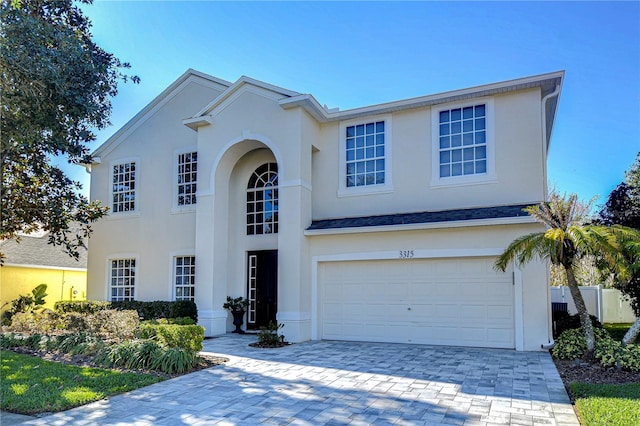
495;192;635;357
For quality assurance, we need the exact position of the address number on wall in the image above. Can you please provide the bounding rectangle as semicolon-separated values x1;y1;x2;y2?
399;250;415;259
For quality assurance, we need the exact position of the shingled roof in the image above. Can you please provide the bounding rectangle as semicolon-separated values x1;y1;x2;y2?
1;232;87;269
307;204;534;231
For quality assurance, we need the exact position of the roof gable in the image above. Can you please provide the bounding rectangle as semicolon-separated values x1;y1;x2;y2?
183;75;301;130
92;69;231;158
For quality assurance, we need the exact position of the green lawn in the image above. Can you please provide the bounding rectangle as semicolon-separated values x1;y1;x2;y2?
568;323;639;425
603;323;634;342
0;350;164;415
570;382;640;426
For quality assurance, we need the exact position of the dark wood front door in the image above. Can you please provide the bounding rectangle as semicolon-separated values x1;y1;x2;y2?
247;250;277;330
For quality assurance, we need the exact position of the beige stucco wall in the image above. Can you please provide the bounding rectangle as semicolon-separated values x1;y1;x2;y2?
87;75;551;349
87;78;226;301
312;88;545;219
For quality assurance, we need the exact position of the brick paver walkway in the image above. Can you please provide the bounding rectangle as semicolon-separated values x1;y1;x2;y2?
21;335;579;425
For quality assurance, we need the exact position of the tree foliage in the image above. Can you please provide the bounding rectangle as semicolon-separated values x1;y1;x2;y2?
495;192;637;356
598;152;640;345
0;0;137;260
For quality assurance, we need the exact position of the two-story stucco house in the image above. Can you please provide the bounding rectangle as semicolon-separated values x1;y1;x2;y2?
86;69;563;351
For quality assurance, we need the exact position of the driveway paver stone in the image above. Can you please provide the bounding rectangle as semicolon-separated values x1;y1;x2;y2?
15;335;579;425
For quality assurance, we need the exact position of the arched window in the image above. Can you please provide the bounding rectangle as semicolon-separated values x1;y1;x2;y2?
247;163;278;235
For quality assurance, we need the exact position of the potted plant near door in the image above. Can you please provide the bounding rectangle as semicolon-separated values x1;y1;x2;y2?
223;296;249;334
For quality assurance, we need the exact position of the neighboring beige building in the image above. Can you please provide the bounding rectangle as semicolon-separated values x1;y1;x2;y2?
87;69;563;350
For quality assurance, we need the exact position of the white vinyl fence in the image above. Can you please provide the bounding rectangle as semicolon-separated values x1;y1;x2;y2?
551;285;637;323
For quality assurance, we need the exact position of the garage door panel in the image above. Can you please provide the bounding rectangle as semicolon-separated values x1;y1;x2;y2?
320;257;515;348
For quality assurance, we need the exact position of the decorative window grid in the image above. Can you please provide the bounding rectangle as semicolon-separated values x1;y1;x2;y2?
345;121;385;187
112;162;136;213
174;256;195;301
438;104;487;178
177;152;197;206
110;258;136;301
248;254;257;324
247;163;278;235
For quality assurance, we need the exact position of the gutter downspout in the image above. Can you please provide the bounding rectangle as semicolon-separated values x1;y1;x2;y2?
541;84;561;351
541;84;561;197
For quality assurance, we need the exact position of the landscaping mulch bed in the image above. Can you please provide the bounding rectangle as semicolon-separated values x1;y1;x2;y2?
554;358;640;386
8;347;228;379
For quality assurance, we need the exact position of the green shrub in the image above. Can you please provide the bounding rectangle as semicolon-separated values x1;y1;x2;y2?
54;300;198;322
169;301;198;322
150;347;196;374
0;333;21;348
86;309;139;341
59;312;89;332
9;310;59;334
96;339;191;373
137;323;204;352
553;327;640;372
257;321;285;346
54;300;110;314
0;333;42;349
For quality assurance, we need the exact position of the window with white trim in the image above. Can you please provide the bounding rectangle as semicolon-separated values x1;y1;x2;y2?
177;152;197;206
109;258;136;301
438;104;487;178
112;162;136;213
345;121;386;187
174;256;195;301
247;163;278;235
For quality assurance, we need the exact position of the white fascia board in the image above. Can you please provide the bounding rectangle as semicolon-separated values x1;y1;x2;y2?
3;263;87;272
190;75;302;119
93;69;231;158
304;215;537;236
281;70;565;124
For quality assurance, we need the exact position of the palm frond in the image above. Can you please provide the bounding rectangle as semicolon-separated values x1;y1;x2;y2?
494;232;551;271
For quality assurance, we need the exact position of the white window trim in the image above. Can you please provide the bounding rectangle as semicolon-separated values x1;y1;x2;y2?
172;147;198;214
106;253;138;302
109;157;140;217
430;98;496;188
168;250;196;301
338;115;394;197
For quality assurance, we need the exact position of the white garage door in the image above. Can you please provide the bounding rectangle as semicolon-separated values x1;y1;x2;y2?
319;257;514;348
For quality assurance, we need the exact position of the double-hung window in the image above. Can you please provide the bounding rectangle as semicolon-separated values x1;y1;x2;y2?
112;162;136;213
431;99;494;186
177;152;197;206
340;116;392;196
174;256;195;301
109;258;136;301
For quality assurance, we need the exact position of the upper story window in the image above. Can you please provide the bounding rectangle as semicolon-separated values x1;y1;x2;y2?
174;255;195;301
346;121;385;187
109;258;136;301
112;162;136;213
339;116;393;197
247;163;278;235
438;104;486;178
177;152;197;206
431;99;495;187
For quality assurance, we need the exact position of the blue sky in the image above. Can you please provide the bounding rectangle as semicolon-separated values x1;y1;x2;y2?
67;1;639;211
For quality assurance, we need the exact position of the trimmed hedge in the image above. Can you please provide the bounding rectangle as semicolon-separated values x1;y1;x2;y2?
54;300;198;322
137;323;204;352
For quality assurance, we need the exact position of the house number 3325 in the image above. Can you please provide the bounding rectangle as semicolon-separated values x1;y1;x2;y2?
399;250;414;259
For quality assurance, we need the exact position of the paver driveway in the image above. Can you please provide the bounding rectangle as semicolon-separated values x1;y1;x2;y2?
23;335;579;425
